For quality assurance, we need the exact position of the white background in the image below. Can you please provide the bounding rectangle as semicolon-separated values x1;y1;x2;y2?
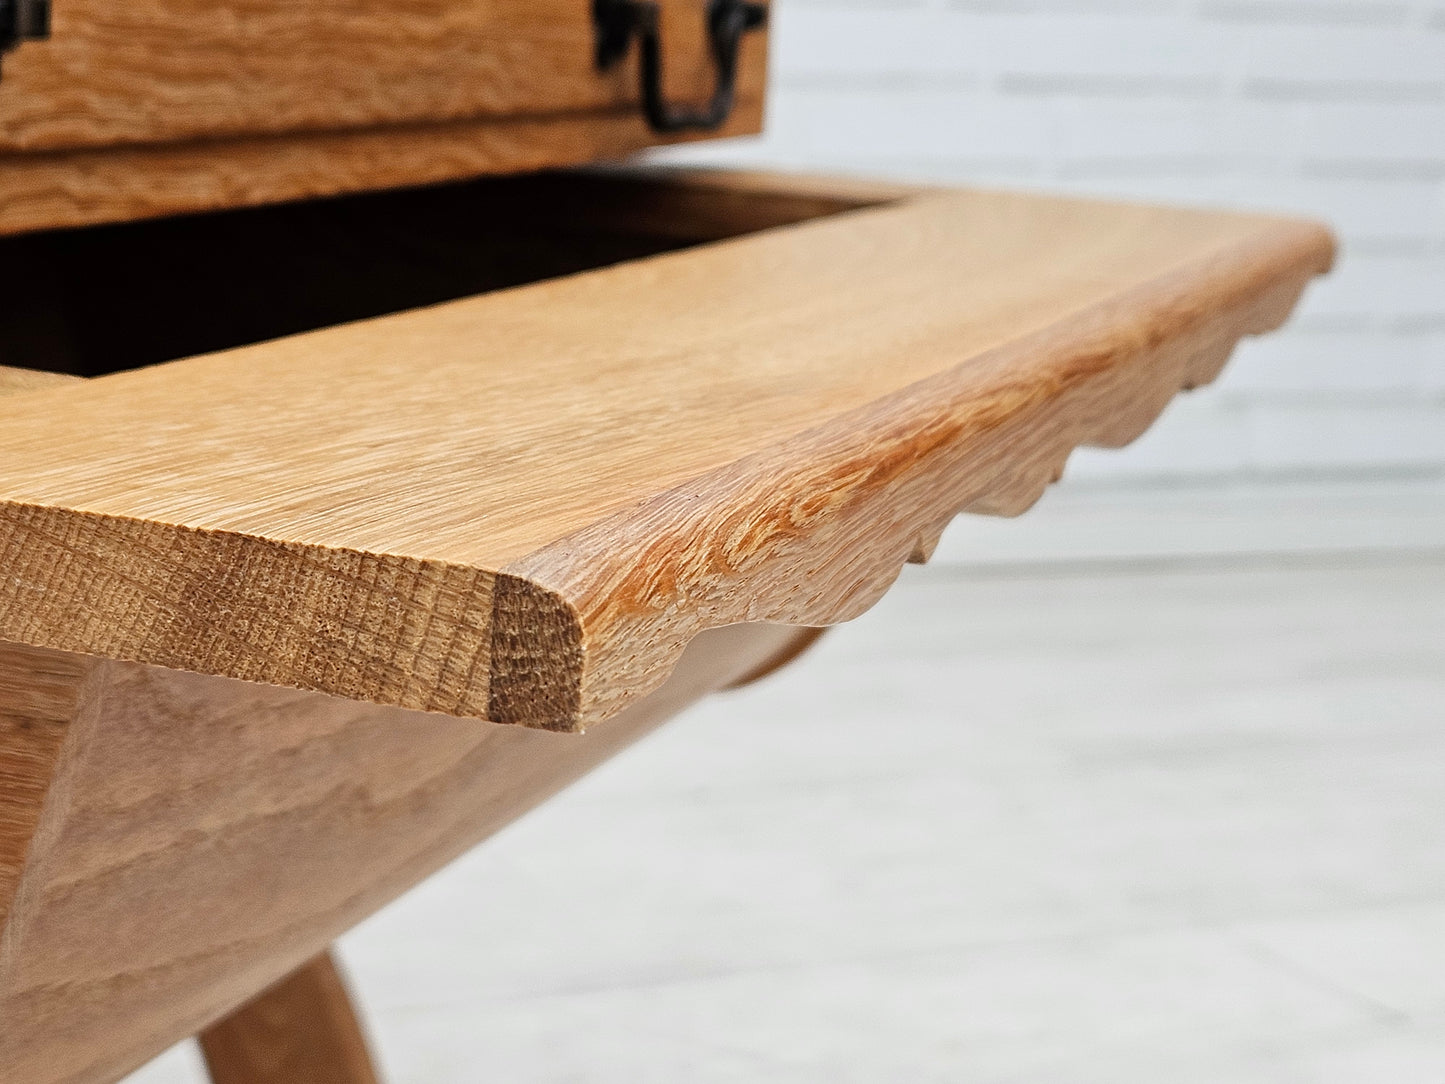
661;0;1445;484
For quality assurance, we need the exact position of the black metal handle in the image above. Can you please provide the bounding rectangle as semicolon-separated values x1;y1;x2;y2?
0;0;48;78
594;0;766;134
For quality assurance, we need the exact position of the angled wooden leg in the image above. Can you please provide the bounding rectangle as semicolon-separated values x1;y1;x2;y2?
199;951;381;1084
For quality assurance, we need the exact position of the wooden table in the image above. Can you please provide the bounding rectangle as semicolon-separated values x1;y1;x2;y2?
0;166;1333;1083
0;8;1334;1080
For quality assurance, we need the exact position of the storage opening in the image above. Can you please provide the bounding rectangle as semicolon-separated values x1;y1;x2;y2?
0;170;890;379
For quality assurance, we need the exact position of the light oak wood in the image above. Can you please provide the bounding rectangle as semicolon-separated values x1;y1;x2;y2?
0;100;766;237
199;952;380;1084
1;346;820;1084
0;0;767;154
0;176;1336;732
0;642;91;939
0;364;78;396
0;623;816;1084
0;369;87;933
0;0;767;234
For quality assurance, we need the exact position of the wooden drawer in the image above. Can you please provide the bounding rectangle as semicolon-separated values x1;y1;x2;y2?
0;167;1332;1083
0;0;769;233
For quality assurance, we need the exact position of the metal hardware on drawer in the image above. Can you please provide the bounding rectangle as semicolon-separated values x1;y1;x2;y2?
0;0;48;78
594;0;766;134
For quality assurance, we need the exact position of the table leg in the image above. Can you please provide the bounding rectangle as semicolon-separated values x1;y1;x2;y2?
199;950;381;1084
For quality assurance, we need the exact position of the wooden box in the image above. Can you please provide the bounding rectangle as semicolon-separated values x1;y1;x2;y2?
0;0;768;234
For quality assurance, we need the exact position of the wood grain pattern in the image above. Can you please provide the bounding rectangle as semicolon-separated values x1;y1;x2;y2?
0;0;767;154
0;178;1335;732
0;371;87;936
1;350;816;1081
0;643;93;940
0;102;764;237
0;623;815;1084
199;952;380;1084
0;364;80;396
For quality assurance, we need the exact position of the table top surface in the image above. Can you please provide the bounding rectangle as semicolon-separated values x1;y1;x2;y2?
0;174;1334;730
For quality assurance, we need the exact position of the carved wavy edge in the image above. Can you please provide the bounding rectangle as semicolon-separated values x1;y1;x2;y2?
0;214;1334;734
503;223;1334;730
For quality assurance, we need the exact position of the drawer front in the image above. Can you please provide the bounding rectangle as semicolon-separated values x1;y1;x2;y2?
0;0;767;153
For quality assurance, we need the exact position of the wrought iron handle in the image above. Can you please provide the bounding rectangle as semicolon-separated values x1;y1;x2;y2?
594;0;766;134
0;0;48;77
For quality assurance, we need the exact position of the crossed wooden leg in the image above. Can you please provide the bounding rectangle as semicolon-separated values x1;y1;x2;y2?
199;951;380;1084
191;628;828;1084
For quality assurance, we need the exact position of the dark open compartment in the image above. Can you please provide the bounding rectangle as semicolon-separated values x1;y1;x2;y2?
0;169;883;379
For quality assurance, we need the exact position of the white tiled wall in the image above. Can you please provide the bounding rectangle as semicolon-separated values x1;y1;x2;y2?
661;0;1445;482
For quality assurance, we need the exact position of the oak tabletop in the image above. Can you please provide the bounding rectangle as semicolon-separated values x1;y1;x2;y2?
0;178;1334;731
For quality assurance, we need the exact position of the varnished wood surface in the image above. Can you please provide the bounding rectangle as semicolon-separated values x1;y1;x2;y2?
0;101;765;237
0;623;815;1084
0;0;767;154
0;175;1335;731
0;642;90;939
0;0;767;233
199;952;380;1084
0;364;79;396
0;374;87;939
